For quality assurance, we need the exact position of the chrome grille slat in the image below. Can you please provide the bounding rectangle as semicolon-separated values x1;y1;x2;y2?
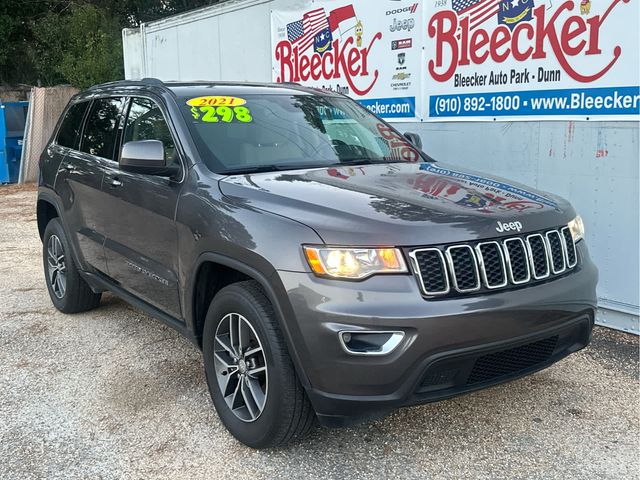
410;226;578;297
526;234;551;280
475;242;508;289
503;238;531;284
560;226;578;268
409;248;450;295
545;230;566;274
445;245;481;293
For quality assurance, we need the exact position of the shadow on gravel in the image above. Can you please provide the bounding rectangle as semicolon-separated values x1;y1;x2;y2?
584;327;639;380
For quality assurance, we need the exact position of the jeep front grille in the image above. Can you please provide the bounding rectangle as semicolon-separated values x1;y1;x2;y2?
409;226;577;297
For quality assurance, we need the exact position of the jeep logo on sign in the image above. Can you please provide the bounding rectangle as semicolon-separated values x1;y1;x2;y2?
496;221;523;233
389;18;416;32
390;18;415;32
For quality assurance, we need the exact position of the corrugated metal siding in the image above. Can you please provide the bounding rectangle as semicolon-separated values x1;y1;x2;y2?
121;0;640;333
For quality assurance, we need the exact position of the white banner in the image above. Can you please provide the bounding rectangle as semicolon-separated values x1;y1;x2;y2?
271;0;423;122
271;0;639;121
424;0;639;120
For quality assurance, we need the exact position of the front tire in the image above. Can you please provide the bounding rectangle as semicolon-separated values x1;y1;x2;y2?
203;280;315;448
42;218;101;313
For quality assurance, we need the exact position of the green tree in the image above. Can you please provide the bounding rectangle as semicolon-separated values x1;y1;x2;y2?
0;0;223;88
0;0;46;84
30;4;124;88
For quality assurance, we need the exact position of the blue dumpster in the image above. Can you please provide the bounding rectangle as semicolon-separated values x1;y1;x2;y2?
0;101;29;184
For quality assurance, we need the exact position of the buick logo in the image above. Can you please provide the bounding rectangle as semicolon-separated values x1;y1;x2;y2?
496;221;523;233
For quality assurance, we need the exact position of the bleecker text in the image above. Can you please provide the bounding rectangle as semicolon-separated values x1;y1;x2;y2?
428;0;629;83
275;34;383;96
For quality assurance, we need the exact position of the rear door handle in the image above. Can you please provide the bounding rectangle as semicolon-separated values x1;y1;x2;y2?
62;163;76;172
109;178;123;188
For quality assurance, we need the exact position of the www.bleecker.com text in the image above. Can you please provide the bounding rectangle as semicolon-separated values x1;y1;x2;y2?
454;67;562;87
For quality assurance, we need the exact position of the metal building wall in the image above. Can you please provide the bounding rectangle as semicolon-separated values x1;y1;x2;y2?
121;0;640;333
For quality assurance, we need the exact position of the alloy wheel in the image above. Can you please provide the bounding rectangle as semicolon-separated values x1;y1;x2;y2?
213;313;268;422
47;234;67;299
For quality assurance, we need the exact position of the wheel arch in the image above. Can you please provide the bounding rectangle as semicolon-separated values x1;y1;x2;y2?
36;195;60;240
189;252;311;390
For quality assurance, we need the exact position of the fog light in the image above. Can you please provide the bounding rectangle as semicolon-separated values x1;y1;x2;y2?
339;331;404;356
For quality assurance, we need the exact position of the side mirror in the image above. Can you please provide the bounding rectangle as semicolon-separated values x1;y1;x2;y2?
403;132;423;150
120;140;179;177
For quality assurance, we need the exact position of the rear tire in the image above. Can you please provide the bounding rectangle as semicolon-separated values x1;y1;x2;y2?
42;218;101;313
203;280;315;448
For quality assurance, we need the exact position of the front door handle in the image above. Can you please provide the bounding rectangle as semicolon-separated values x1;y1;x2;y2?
109;178;123;188
61;163;76;172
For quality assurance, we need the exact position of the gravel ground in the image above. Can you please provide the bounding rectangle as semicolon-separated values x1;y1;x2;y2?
1;184;638;479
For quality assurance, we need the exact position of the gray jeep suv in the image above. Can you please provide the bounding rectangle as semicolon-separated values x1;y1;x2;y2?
37;79;598;448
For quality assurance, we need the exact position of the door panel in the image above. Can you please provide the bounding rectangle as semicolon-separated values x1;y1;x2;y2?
55;148;111;273
52;100;110;273
102;167;182;317
101;96;183;318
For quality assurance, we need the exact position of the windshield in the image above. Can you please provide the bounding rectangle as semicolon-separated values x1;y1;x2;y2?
179;94;425;174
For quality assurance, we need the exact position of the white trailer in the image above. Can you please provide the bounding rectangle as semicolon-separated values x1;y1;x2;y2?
122;0;639;333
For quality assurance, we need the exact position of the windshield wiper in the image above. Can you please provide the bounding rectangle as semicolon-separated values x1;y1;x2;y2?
221;163;330;175
330;159;390;166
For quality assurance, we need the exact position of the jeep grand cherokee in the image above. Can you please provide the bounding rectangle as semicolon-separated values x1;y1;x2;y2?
37;79;598;448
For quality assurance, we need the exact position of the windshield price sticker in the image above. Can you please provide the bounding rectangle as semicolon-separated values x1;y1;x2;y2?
186;96;247;107
191;106;253;123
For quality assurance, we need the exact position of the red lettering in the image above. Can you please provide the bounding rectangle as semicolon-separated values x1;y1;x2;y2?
490;26;511;62
274;41;292;83
332;39;341;79
273;33;381;96
321;49;334;78
561;17;587;56
299;55;310;81
428;10;458;82
531;2;569;60
339;33;381;95
347;48;361;77
310;54;321;80
459;16;470;66
512;22;534;61
426;0;628;84
469;29;490;64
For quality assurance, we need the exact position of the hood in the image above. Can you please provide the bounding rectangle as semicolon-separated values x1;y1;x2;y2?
218;162;575;246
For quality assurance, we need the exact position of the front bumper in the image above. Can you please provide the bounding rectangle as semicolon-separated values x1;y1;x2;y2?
276;242;598;426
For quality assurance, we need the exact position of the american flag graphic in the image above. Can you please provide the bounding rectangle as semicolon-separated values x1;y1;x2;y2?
452;0;501;31
286;8;330;52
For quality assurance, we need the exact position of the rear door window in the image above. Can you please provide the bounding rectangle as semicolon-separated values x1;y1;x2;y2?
81;97;125;160
123;97;177;165
57;101;90;149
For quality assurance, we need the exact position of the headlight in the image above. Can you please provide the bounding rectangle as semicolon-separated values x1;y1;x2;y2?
568;215;585;242
303;246;407;279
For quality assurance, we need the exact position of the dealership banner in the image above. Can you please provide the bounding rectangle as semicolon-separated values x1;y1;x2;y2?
424;0;639;120
271;0;423;122
272;0;638;122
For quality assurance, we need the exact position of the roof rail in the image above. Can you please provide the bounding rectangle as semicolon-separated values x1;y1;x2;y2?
140;77;165;85
87;78;165;90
